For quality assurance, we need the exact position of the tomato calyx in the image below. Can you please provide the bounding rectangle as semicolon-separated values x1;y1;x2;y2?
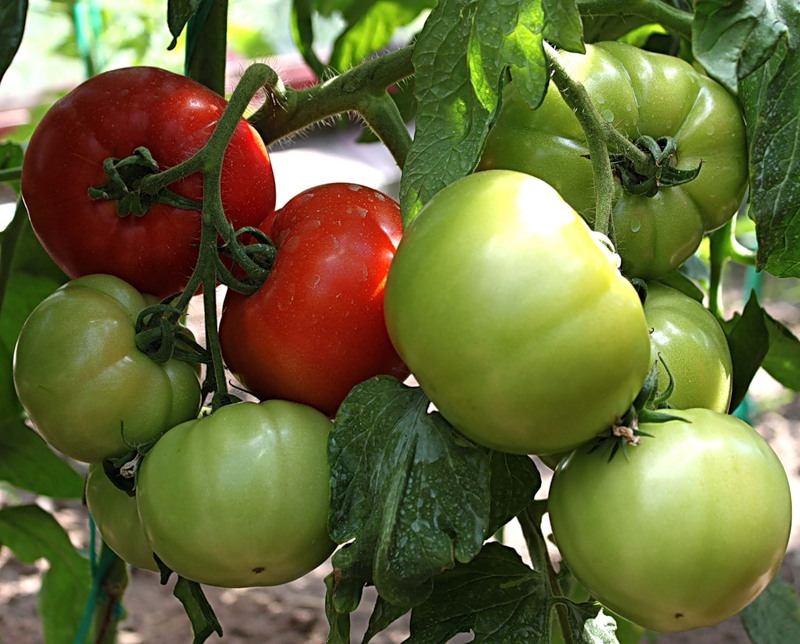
586;360;688;461
611;135;703;197
87;146;203;216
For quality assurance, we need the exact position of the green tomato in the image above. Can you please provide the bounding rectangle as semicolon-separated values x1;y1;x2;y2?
136;399;335;588
85;464;158;572
644;282;732;412
13;274;202;463
384;170;651;454
548;409;792;633
479;41;748;280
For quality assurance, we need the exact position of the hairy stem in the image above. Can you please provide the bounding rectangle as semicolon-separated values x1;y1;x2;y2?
249;45;415;168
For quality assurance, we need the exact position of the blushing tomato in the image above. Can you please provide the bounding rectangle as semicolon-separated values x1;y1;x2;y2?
12;274;201;463
219;183;409;417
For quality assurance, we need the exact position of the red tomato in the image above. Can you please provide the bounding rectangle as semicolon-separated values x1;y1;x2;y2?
20;66;276;298
219;183;409;416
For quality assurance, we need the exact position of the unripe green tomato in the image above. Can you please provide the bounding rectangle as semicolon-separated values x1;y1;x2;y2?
644;282;732;412
384;170;651;454
85;464;158;572
478;42;748;280
136;400;336;588
549;409;792;633
12;274;202;463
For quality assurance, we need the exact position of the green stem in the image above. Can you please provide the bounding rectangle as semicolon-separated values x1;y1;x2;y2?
91;544;129;644
708;217;754;319
358;92;412;170
577;0;693;40
0;199;27;318
185;0;229;95
249;45;415;167
544;43;617;238
518;502;573;644
0;167;21;183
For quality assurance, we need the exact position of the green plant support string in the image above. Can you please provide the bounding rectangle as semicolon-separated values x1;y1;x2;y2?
73;516;124;644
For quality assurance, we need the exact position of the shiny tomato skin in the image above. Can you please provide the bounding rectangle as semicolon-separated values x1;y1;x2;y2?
219;183;409;417
384;170;652;454
135;400;336;588
85;464;158;572
20;66;276;298
549;409;792;633
644;282;732;412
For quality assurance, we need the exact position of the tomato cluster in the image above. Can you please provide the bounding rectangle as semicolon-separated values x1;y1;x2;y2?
14;67;407;587
11;40;792;637
382;42;790;635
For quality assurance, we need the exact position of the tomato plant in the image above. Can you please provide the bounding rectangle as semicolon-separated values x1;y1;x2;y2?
384;170;651;454
478;41;748;280
85;464;158;572
219;183;409;417
12;274;202;463
135;399;336;588
548;408;792;633
644;281;733;412
2;2;800;644
20;66;276;299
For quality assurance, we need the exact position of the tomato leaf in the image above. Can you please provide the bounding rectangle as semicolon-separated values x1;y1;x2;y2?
561;603;621;643
172;576;223;644
401;0;564;222
167;0;204;49
762;312;800;391
399;0;488;222
328;375;540;617
407;542;549;641
737;3;800;278
0;418;84;498
468;0;547;114
0;504;91;644
0;0;27;86
719;292;770;411
328;1;435;73
740;575;800;643
692;0;789;94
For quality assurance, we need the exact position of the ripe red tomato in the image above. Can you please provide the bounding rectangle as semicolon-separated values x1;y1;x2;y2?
20;66;276;298
219;183;409;417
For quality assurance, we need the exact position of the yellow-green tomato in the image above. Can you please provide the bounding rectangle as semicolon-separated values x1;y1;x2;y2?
136;400;336;588
85;464;158;572
549;409;792;633
644;282;732;412
12;274;202;463
384;170;651;454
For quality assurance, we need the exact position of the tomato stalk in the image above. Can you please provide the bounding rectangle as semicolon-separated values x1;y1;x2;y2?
127;63;280;407
249;45;414;169
184;0;229;96
544;43;617;238
708;217;757;319
518;502;575;644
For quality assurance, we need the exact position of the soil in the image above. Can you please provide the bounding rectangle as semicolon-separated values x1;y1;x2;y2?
2;133;799;643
